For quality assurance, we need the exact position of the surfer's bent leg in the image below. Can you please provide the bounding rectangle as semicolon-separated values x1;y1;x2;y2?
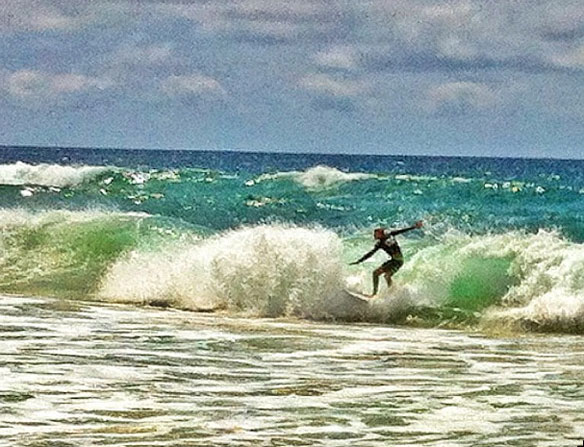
380;259;404;290
372;267;383;296
384;272;393;289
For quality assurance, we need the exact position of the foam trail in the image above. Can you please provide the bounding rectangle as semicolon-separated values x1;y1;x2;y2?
0;162;108;187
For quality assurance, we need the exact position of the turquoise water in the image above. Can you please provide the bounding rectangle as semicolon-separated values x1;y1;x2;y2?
1;147;584;333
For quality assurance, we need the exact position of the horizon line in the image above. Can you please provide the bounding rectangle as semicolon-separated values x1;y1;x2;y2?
0;143;582;163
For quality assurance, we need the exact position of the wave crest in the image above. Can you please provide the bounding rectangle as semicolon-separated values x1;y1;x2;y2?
99;224;353;319
0;162;108;187
252;165;376;189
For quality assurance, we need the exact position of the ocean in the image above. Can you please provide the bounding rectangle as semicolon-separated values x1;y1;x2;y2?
1;146;583;446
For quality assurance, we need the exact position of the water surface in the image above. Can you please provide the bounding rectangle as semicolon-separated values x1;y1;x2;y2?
2;295;582;446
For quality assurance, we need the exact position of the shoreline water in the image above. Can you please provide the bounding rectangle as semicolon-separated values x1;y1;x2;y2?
2;293;582;447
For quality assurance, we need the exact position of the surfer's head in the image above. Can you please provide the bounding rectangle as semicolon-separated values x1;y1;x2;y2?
373;228;386;240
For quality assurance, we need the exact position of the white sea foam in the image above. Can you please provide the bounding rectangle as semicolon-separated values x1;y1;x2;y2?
252;165;376;189
0;162;108;187
395;229;584;331
98;224;352;319
295;165;375;188
394;174;438;182
480;230;584;330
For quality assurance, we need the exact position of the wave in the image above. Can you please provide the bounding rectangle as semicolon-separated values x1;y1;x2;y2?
480;231;584;333
0;208;193;298
0;162;109;187
325;228;584;333
0;162;569;200
250;165;377;189
1;208;583;334
0;162;475;192
366;229;584;333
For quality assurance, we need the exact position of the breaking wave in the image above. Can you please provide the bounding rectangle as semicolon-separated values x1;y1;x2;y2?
98;224;358;319
1;207;584;334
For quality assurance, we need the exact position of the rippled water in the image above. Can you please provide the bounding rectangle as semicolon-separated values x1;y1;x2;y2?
1;294;583;446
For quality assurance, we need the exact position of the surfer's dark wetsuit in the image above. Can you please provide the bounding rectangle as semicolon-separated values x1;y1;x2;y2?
350;221;423;297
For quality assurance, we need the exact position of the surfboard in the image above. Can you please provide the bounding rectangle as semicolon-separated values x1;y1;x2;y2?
344;289;371;302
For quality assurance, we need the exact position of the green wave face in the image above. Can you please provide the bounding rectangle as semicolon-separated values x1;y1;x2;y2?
447;256;515;312
0;210;195;298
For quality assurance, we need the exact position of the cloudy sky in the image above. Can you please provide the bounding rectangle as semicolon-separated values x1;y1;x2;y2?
1;0;584;158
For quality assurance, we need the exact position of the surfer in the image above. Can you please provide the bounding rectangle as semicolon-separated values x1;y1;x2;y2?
350;221;423;296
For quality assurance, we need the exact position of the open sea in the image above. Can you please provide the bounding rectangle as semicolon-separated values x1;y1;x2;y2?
0;146;583;446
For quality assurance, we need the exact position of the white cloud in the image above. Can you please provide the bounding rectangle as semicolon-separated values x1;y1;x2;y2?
161;74;226;97
1;69;113;103
50;73;111;93
112;43;174;67
157;4;230;33
1;0;90;32
93;41;194;102
372;0;479;47
436;36;477;60
0;0;135;33
28;9;79;31
97;42;181;95
234;0;324;17
425;81;498;114
551;45;584;69
299;74;370;97
359;0;584;74
420;1;475;23
530;2;584;41
314;46;359;70
157;0;339;41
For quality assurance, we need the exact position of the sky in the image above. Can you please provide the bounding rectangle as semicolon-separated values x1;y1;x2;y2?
1;0;584;158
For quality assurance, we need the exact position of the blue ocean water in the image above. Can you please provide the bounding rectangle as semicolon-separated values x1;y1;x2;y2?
1;146;583;333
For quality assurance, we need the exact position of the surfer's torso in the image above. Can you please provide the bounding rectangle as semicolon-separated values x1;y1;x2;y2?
375;236;403;260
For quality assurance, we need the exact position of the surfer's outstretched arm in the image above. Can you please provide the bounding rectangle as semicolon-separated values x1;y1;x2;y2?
349;246;379;265
388;220;423;236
